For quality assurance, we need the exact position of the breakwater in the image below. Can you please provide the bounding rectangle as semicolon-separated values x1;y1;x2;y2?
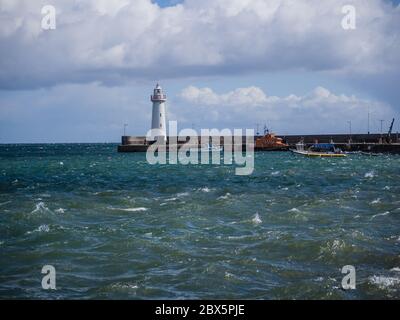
278;133;399;145
118;134;400;154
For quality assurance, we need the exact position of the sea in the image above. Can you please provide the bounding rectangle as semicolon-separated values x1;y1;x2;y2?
0;143;399;299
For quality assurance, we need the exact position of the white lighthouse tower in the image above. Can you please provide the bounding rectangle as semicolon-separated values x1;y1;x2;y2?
150;83;167;141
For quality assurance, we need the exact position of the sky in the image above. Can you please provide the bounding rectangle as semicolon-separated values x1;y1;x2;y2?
0;0;399;143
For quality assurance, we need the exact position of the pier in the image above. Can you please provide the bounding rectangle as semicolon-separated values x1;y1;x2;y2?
118;133;400;154
278;133;400;154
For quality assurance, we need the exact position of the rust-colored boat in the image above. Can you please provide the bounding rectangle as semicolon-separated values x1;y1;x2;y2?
255;132;289;151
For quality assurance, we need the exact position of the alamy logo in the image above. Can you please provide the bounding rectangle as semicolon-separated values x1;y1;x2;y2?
341;265;356;290
341;5;356;30
41;265;56;290
146;121;254;176
41;5;56;30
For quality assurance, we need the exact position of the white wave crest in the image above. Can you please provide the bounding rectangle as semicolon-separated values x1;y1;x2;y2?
108;207;148;212
217;193;231;200
369;275;400;289
371;211;390;220
31;202;50;214
364;171;375;178
319;239;346;257
370;198;381;204
27;224;50;234
252;213;262;225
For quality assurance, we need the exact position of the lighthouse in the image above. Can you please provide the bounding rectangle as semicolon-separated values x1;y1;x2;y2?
150;83;167;141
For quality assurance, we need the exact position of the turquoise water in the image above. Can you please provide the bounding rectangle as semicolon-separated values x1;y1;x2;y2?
0;144;399;299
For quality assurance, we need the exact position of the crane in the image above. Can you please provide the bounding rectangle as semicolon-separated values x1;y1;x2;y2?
387;118;395;143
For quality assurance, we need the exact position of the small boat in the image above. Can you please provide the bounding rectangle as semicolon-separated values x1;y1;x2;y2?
291;142;347;158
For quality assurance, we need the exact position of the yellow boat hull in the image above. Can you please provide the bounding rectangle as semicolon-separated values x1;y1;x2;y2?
291;150;347;158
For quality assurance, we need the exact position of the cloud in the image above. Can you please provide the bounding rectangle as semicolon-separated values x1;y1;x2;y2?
0;0;399;90
176;85;397;134
179;85;268;106
0;81;397;143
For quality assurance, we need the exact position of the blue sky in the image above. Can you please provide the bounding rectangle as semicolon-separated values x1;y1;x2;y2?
155;0;183;7
0;0;399;143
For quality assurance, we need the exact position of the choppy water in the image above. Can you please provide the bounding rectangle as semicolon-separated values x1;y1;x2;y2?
0;144;399;299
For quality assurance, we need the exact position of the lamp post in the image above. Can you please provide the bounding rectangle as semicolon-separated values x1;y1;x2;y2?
347;120;352;143
123;124;128;136
380;120;385;137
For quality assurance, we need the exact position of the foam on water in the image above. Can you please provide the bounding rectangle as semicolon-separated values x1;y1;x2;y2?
252;213;262;225
26;224;50;234
369;275;400;289
217;193;231;200
109;283;139;290
319;239;346;257
38;224;50;232
370;198;381;204
31;202;51;214
371;211;390;220
108;207;148;212
365;171;375;178
177;192;189;197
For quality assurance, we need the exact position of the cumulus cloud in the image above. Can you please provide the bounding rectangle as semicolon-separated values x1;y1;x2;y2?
176;85;396;134
179;86;269;106
0;0;399;90
1;0;399;142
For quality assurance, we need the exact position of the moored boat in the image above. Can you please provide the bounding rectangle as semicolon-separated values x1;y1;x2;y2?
291;142;347;157
255;131;289;151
